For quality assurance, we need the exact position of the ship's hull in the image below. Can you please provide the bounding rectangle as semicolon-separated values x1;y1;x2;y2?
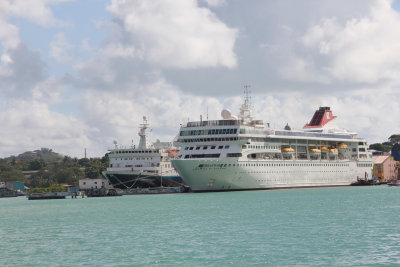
172;158;372;192
102;171;183;189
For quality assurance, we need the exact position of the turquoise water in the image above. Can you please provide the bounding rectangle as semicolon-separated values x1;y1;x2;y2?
1;186;399;266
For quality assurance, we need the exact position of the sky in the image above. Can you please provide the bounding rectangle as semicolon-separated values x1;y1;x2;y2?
1;0;400;158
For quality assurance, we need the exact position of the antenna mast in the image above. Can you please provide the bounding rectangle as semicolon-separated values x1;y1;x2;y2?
138;116;149;149
239;85;253;124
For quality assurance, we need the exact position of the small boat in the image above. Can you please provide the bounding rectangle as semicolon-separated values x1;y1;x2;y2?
388;180;400;186
321;146;329;152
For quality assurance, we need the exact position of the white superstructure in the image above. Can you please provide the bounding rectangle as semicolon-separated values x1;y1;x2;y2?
172;89;373;192
102;117;181;189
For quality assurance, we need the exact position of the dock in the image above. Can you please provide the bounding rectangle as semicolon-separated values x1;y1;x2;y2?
0;188;18;198
84;188;123;197
27;192;73;200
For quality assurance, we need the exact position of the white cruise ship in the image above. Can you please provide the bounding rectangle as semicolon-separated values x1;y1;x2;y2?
172;90;373;192
102;117;182;190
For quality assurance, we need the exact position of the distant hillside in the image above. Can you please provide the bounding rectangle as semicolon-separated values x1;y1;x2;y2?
5;148;65;162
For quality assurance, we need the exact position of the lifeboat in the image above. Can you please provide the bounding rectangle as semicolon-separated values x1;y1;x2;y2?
328;148;338;157
309;148;321;158
167;149;179;155
321;146;329;152
281;147;295;158
337;143;348;152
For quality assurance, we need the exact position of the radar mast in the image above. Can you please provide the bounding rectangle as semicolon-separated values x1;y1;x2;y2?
138;116;149;149
239;85;253;124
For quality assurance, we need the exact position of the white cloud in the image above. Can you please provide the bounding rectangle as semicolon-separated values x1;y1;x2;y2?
201;0;227;7
0;100;94;158
0;44;45;98
290;0;400;84
277;57;330;84
80;79;225;147
101;43;136;58
0;18;20;51
0;0;73;51
49;32;74;63
107;0;238;69
0;0;73;27
31;77;67;103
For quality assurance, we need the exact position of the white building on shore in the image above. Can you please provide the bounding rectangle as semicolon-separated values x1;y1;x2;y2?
79;178;113;190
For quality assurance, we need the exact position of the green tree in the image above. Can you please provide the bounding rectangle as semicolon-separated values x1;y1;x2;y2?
28;159;46;170
78;158;91;168
369;143;391;152
389;134;400;144
0;169;25;182
29;170;55;187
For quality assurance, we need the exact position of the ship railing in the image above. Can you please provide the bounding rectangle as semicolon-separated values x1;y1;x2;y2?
244;157;351;162
241;129;274;135
107;166;159;171
107;148;160;153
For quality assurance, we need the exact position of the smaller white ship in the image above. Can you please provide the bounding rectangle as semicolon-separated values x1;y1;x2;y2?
102;116;184;190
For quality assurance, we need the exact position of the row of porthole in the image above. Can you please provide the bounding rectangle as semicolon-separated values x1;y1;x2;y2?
256;178;346;182
114;157;155;161
198;163;352;167
238;163;350;167
185;145;230;151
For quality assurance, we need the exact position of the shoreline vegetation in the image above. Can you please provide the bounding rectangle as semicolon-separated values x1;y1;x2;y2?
0;148;108;189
